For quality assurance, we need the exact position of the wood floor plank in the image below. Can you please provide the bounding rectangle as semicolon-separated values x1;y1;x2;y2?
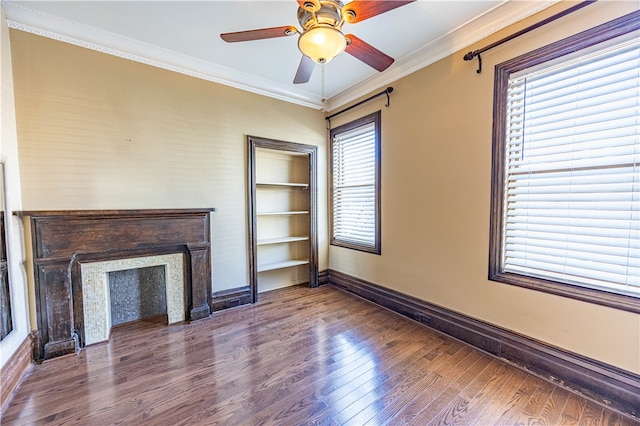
519;376;557;419
456;368;529;425
421;357;512;426
492;375;543;426
532;386;573;426
408;351;491;424
1;285;636;426
374;345;480;425
601;408;624;426
324;340;441;424
337;342;467;424
561;392;588;425
412;357;486;424
579;399;604;426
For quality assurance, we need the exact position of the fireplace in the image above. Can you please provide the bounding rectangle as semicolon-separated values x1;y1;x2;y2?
20;209;214;360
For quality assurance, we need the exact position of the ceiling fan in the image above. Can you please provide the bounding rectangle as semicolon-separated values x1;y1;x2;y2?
220;0;416;84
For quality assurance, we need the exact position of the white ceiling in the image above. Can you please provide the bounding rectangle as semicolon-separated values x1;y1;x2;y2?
3;0;558;110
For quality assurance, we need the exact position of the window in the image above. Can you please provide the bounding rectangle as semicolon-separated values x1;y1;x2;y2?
330;111;381;254
489;12;639;313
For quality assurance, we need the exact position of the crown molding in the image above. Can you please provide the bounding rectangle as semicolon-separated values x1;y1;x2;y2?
2;0;559;112
2;1;324;110
324;0;560;111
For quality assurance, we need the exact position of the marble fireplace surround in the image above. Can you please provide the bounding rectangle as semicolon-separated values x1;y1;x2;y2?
82;253;184;346
20;209;215;361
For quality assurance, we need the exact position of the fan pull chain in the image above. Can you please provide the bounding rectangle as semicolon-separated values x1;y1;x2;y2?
321;63;326;111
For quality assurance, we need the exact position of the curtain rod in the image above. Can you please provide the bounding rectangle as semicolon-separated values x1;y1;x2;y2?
325;87;393;124
463;0;597;73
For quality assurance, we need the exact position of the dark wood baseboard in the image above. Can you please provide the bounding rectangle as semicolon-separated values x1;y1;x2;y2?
1;333;35;414
318;269;328;286
211;275;329;312
327;269;640;419
211;286;252;312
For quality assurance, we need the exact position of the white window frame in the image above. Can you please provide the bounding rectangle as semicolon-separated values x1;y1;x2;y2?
489;12;640;313
330;111;381;254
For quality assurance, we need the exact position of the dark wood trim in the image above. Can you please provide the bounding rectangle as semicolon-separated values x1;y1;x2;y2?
488;11;640;314
329;110;382;255
318;269;329;286
211;286;252;311
16;208;215;218
0;333;34;414
328;269;640;419
246;136;319;304
186;243;212;321
0;211;12;341
247;139;258;304
22;209;214;360
35;261;76;359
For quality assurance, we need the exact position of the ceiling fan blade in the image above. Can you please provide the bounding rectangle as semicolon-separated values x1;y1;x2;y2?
220;26;298;43
343;0;416;23
293;55;315;84
345;35;394;72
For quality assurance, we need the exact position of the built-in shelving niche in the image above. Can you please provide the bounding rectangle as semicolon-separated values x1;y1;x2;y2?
247;136;318;303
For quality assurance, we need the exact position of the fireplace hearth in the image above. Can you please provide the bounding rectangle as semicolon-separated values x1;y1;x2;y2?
20;209;215;360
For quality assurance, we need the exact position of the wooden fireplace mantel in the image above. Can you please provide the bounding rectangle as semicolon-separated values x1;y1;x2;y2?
18;208;215;360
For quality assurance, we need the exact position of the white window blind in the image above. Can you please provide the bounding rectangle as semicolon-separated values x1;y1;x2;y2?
503;37;640;297
332;121;378;250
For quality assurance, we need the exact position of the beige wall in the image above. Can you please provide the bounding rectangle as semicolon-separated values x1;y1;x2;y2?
9;30;328;328
329;1;640;374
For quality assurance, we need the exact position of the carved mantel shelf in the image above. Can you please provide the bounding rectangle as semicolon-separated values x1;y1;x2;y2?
18;208;215;360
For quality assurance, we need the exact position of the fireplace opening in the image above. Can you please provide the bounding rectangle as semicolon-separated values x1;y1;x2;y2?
109;265;167;327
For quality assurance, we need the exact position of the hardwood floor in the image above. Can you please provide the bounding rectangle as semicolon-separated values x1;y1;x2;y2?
2;285;637;425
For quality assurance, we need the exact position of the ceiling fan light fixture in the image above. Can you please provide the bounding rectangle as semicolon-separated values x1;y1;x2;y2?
298;26;346;64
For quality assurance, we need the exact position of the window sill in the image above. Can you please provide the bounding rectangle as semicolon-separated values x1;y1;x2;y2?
489;270;640;314
331;239;381;255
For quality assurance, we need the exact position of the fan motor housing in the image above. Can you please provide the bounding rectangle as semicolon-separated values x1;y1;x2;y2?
298;0;345;31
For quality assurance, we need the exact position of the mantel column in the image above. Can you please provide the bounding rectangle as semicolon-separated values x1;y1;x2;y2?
187;243;211;321
36;261;76;359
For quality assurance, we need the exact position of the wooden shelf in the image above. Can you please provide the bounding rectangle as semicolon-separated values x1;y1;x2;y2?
256;211;308;216
256;182;309;189
257;236;309;245
257;259;309;272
